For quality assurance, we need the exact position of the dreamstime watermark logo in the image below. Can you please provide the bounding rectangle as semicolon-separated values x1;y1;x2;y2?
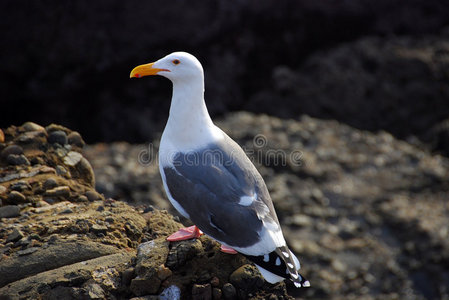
138;143;156;166
137;134;303;167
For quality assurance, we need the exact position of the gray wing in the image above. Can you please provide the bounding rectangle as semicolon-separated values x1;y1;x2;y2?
162;135;279;248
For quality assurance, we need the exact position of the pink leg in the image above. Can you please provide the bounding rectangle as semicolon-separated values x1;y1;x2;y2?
220;245;238;254
167;225;203;241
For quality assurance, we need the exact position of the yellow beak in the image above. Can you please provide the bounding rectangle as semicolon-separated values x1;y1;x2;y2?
130;62;169;78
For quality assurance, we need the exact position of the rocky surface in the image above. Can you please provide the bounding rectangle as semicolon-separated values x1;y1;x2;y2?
85;112;449;299
246;34;449;155
0;122;295;300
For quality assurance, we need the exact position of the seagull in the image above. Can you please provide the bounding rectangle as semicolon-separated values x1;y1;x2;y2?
130;52;309;288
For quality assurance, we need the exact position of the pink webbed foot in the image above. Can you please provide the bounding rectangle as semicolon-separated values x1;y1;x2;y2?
220;245;238;254
167;225;203;241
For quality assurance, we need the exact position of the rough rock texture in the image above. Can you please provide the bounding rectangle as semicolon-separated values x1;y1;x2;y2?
1;1;449;151
0;122;294;300
85;112;449;299
246;34;449;154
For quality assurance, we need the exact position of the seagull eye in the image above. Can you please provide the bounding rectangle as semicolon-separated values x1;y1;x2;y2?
172;59;180;65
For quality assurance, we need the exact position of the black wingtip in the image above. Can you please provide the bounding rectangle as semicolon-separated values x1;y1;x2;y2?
292;275;310;288
243;248;309;288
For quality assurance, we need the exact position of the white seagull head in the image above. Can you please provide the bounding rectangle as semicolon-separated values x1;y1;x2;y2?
130;51;203;83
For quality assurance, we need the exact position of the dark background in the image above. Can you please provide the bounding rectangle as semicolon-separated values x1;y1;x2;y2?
1;0;449;153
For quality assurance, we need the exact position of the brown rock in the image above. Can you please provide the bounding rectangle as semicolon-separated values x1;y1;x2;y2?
0;129;4;143
165;239;203;269
36;200;50;207
222;283;237;300
157;265;172;281
22;122;46;132
68;131;85;148
77;157;95;187
1;145;23;159
121;268;135;286
0;240;120;287
63;151;83;166
15;130;47;144
145;210;183;238
85;190;101;202
6;154;30;166
45;124;70;134
210;276;219;287
130;277;161;296
7;191;27;204
6;228;24;243
229;264;264;294
192;283;212;300
44;186;70;198
0;252;134;299
130;238;170;296
43;178;58;190
75;195;88;202
0;205;20;218
85;283;105;300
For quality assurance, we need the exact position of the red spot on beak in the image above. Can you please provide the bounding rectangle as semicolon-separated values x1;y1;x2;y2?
136;74;141;78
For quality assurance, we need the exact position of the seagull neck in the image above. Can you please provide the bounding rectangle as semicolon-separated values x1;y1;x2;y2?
166;79;215;139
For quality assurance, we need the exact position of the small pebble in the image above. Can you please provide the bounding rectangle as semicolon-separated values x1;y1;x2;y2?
230;264;264;292
14;237;30;248
91;224;108;234
30;156;45;165
1;145;23;159
85;283;105;299
222;283;236;300
44;186;70;198
157;265;172;281
29;234;41;241
0;205;21;218
17;247;38;256
10;180;31;192
96;206;105;212
48;130;68;145
48;234;59;244
36;200;50;207
6;228;24;243
210;276;220;287
143;206;155;213
67;131;85;147
43;178;58;190
63;151;83;166
75;195;88;202
22;122;45;132
55;165;69;177
86;190;101;202
44;198;57;205
55;147;67;158
16;131;46;144
159;285;181;300
60;208;74;214
6;154;30;166
7;191;27;203
0;185;6;195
